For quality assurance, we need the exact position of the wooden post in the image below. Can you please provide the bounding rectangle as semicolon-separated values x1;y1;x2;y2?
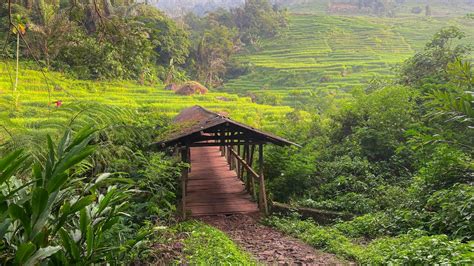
181;146;189;219
249;144;257;200
230;145;235;170
237;145;241;178
188;146;192;173
227;146;232;168
258;144;268;215
243;145;250;189
220;131;225;156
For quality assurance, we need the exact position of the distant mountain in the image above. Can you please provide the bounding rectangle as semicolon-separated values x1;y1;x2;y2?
153;0;245;16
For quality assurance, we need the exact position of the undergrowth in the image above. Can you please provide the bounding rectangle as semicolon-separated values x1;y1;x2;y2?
265;216;474;264
174;221;257;265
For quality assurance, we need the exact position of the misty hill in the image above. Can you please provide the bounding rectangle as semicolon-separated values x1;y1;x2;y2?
155;0;245;16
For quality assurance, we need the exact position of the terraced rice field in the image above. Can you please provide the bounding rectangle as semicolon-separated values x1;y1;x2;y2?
223;14;474;106
0;62;293;142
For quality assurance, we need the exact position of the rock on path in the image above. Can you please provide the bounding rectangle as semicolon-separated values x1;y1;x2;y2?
199;214;345;265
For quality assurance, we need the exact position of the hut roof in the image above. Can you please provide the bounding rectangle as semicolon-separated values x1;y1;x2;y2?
153;106;299;148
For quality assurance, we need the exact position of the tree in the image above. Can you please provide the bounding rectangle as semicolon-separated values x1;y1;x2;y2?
231;0;288;45
195;24;238;87
399;27;470;87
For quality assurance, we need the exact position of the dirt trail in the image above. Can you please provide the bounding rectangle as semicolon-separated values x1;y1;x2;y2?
199;214;345;265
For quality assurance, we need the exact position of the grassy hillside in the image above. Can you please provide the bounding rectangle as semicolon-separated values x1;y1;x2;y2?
284;0;474;17
222;13;474;106
0;62;293;142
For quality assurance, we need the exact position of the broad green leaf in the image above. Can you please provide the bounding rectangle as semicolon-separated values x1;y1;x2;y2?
80;208;90;234
33;163;43;187
46;172;68;193
69;194;96;214
9;203;31;236
0;149;23;170
86;225;94;256
0;149;28;185
98;188;116;214
31;188;49;222
66;126;96;152
45;135;55;181
0;218;11;239
57;129;72;158
15;242;36;265
59;229;80;261
24;246;61;266
51;146;95;181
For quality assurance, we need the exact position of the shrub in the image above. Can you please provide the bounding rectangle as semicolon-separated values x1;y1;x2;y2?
266;216;474;264
426;184;474;240
334;210;425;239
334;212;392;239
413;145;471;196
133;152;184;221
0;128;154;264
362;231;474;265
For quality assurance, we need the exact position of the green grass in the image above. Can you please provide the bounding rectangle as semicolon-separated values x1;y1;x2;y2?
0;61;294;143
222;13;474;106
174;221;257;265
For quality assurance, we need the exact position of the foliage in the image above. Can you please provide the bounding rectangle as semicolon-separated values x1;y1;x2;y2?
230;0;288;45
133;152;184;221
0;128;147;264
184;0;288;87
399;26;471;87
361;232;474;265
333;210;425;239
5;2;186;83
426;184;474;241
266;215;474;264
262;29;473;265
175;221;257;265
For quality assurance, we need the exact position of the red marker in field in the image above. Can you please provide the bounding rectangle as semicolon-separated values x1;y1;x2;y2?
53;100;62;107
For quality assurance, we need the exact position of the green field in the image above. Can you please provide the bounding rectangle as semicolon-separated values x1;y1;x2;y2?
0;62;293;143
284;0;474;17
222;13;474;106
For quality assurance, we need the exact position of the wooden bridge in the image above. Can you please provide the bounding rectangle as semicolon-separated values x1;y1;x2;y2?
152;106;298;218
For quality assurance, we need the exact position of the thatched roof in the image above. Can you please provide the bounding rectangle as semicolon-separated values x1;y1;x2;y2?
153;106;299;148
174;81;208;96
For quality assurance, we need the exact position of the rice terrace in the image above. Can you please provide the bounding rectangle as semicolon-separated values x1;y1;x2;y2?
0;0;473;264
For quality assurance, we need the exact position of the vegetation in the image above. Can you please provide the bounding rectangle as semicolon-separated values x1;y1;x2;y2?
223;12;474;107
174;221;256;264
265;216;474;264
1;0;474;264
262;25;473;264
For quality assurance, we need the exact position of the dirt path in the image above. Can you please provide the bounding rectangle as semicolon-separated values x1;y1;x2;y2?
199;214;344;265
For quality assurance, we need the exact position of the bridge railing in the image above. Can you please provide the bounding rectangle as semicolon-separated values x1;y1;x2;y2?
223;144;268;215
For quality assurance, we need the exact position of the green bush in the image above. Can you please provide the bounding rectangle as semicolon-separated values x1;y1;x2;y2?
266;216;474;264
334;210;425;239
362;231;474;265
426;184;474;240
0;128;150;264
133;152;185;221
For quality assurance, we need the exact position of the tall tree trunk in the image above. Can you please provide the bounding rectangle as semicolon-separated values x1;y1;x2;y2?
14;32;19;93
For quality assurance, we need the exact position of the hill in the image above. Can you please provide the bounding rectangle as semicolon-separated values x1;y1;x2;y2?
222;13;474;107
0;62;292;143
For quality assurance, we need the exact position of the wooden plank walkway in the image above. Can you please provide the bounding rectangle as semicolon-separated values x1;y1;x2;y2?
186;147;259;216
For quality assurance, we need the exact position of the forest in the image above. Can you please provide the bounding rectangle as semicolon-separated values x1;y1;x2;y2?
0;0;473;264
